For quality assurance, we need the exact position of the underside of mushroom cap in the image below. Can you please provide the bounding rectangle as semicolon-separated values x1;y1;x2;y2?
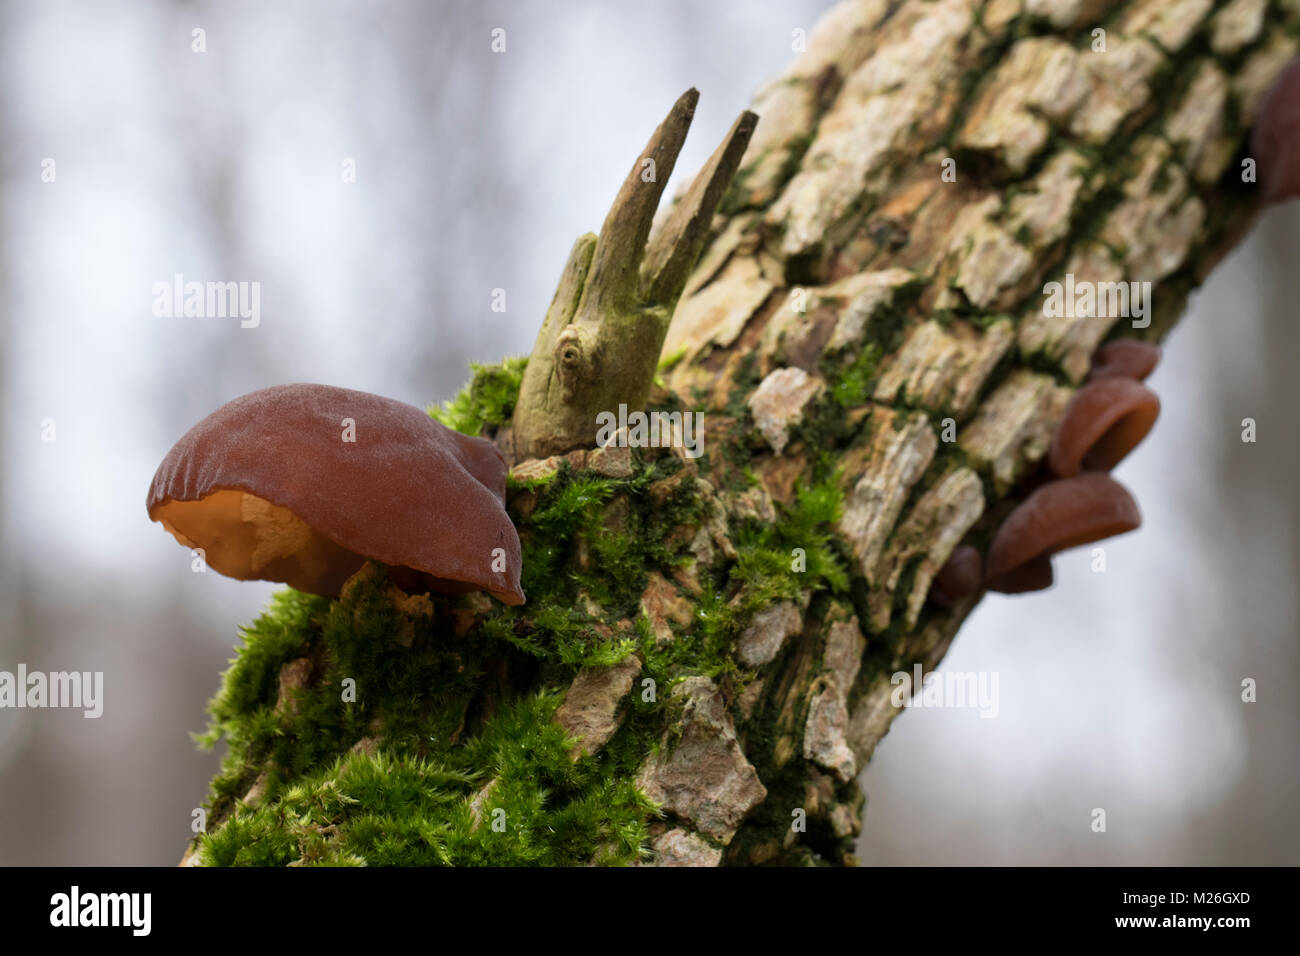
1252;59;1300;204
986;553;1054;594
147;384;525;605
929;545;983;607
1088;339;1161;382
1049;378;1160;477
986;473;1141;584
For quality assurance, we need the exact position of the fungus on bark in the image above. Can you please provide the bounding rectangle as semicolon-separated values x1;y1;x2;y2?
1048;378;1160;477
1087;339;1161;382
928;545;983;608
986;554;1054;595
986;473;1140;594
1252;58;1300;204
147;383;525;605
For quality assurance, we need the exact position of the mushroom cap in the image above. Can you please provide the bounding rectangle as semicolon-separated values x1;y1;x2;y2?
147;384;524;605
986;554;1054;595
929;545;983;607
1087;339;1160;382
1049;378;1160;477
1252;59;1300;204
986;473;1140;583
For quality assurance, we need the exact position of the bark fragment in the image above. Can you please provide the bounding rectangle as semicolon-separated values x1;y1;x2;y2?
555;654;643;757
736;601;803;668
838;411;937;579
636;678;768;842
644;827;723;867
748;367;824;454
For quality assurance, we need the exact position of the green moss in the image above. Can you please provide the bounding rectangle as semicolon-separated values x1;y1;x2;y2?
527;472;616;535
636;474;852;683
198;566;490;821
746;476;850;596
828;343;882;408
198;693;654;867
429;356;527;437
657;345;688;373
510;458;691;623
199;589;326;735
818;276;918;410
193;561;663;866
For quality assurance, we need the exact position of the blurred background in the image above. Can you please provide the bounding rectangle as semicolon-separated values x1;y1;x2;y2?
1;0;1296;866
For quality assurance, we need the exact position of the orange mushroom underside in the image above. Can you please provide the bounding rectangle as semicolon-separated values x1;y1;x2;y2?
1049;378;1160;477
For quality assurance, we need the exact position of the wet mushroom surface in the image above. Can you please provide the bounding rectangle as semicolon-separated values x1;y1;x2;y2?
1086;340;1161;383
929;545;983;608
932;336;1160;603
147;383;525;605
986;473;1141;594
1048;377;1161;478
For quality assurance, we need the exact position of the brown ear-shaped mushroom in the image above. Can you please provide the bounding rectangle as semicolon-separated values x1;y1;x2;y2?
1048;378;1160;477
986;473;1140;593
928;545;983;608
986;554;1053;595
147;384;525;605
1252;59;1300;204
1087;339;1161;382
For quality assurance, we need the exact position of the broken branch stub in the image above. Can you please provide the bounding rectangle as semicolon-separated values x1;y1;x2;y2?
511;89;758;459
640;109;759;306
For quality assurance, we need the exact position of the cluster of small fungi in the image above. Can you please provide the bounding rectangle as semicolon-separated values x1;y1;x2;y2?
931;339;1161;603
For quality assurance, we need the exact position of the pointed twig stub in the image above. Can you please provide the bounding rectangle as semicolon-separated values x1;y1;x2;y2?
511;89;759;460
639;109;758;307
582;88;699;313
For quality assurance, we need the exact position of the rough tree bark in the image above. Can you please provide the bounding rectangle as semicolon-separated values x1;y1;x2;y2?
183;0;1299;866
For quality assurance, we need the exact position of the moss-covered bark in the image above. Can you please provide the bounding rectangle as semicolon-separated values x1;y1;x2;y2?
184;0;1300;866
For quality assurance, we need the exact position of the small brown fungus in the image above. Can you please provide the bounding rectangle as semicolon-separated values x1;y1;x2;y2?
1048;378;1160;478
1087;339;1161;383
986;473;1140;593
929;545;983;608
1252;59;1300;205
986;554;1054;595
147;383;525;605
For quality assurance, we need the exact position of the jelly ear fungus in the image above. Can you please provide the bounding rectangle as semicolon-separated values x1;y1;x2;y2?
147;383;526;605
1252;59;1300;205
